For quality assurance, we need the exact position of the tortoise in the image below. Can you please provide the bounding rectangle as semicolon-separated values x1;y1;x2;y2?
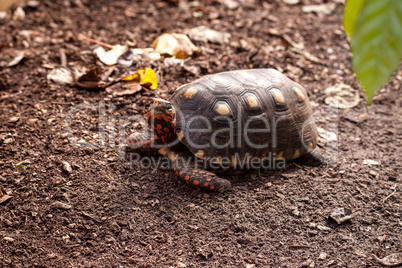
128;69;324;192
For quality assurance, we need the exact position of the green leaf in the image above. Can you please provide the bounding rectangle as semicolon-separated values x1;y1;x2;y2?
351;0;402;105
344;0;366;38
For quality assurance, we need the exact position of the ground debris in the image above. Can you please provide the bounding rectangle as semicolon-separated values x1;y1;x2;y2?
187;26;230;44
329;207;357;225
52;201;72;210
374;252;402;267
153;33;200;59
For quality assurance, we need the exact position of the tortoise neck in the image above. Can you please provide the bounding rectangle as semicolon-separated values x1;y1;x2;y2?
147;105;176;145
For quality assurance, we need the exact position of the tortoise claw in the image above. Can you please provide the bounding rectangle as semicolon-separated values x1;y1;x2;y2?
295;148;328;166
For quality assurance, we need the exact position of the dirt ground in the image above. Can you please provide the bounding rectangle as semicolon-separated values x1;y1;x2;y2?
0;0;401;267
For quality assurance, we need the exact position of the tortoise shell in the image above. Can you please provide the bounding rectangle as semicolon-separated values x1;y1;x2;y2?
170;69;318;167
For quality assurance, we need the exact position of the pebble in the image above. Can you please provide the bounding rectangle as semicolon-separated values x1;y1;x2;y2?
3;237;14;242
8;116;20;123
318;252;327;260
52;201;72;210
61;161;72;174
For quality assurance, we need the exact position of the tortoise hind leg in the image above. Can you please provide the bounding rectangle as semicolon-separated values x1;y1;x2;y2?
294;148;328;166
160;148;232;192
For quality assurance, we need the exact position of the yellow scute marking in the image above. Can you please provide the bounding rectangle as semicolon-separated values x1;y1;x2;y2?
177;131;184;141
292;149;301;159
175;83;187;91
184;87;197;99
308;142;314;151
210;75;226;84
216;103;230;115
246;95;259;108
231;155;238;167
271;88;285;104
275;151;284;160
195;150;204;159
293;87;305;101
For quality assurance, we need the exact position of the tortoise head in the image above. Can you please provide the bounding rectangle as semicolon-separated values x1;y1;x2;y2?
147;98;176;144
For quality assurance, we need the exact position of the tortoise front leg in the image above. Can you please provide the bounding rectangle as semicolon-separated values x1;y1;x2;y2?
127;127;158;154
159;148;232;193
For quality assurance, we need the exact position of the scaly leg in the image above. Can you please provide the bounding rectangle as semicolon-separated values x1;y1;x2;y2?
159;147;232;193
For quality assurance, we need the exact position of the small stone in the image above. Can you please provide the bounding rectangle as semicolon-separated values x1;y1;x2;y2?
3;237;14;242
301;259;313;267
52;201;72;210
319;252;327;260
61;161;72;174
3;138;13;144
363;159;380;166
13;7;25;20
9;116;20;123
316;224;332;231
377;235;387;243
177;261;187;268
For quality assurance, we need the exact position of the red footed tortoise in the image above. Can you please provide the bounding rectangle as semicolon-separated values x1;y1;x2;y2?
128;69;325;192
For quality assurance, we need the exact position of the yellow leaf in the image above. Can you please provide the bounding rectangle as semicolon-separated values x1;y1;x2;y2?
121;68;158;90
121;73;140;82
138;68;158;90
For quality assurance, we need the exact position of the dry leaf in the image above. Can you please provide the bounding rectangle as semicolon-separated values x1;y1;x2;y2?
106;82;142;97
122;68;157;90
153;33;200;59
325;84;360;109
187;26;231;44
302;3;336;16
76;66;103;90
47;67;74;85
7;51;25;67
94;45;128;66
374;252;402;267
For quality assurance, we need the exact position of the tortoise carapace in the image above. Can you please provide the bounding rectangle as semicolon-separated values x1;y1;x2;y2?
128;69;325;192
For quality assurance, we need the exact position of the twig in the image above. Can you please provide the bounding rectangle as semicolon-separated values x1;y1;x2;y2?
382;185;397;203
78;34;113;49
59;48;67;68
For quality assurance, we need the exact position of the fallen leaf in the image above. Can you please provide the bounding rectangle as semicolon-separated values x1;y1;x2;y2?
76;66;103;89
374;252;402;267
153;33;200;59
47;67;74;85
187;26;231;44
7;51;25;67
94;44;128;66
325;84;360;109
302;3;336;16
329;207;357;224
163;57;184;67
106;82;142;97
122;68;157;90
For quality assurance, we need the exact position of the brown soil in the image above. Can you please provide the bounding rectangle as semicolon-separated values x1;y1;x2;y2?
0;0;401;267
